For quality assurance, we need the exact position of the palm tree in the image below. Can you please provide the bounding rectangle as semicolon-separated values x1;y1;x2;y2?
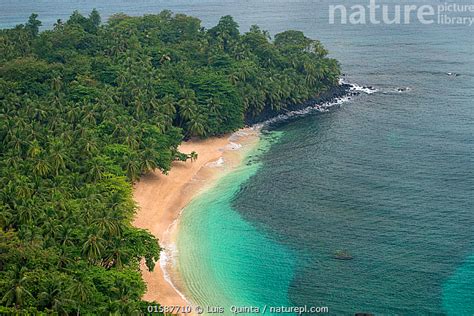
82;234;105;262
104;240;129;269
207;98;221;116
33;107;47;122
33;158;50;177
178;99;196;121
0;209;13;230
27;140;41;158
87;158;105;182
125;159;141;181
66;107;79;124
228;73;239;85
83;139;98;156
51;75;62;93
59;226;75;247
17;205;36;226
108;191;125;212
236;65;253;82
177;89;198;130
38;281;75;314
42;220;62;245
82;111;96;125
1;267;33;308
8;134;24;154
53;19;63;30
68;279;94;308
132;91;147;118
49;139;67;175
93;213;122;238
158;95;177;117
187;114;206;137
188;151;198;162
140;149;158;173
123;134;139;150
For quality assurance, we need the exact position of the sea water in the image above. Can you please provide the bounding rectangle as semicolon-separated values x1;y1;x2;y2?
176;132;296;312
2;0;473;314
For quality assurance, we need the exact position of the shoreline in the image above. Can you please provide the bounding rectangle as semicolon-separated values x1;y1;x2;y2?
133;127;261;309
244;83;352;125
132;83;357;309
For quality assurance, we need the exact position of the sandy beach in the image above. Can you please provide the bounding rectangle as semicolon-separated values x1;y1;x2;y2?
133;127;261;309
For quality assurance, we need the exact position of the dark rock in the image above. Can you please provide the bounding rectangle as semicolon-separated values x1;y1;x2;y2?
244;83;351;125
334;249;353;260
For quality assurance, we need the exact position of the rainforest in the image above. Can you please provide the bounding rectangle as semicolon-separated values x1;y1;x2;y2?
0;10;340;314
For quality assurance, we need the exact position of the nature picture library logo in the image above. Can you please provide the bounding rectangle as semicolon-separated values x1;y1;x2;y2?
329;0;474;26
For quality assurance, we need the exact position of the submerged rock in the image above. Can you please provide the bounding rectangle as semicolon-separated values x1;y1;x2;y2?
334;249;353;260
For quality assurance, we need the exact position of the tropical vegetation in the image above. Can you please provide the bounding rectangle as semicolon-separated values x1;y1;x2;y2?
0;10;340;314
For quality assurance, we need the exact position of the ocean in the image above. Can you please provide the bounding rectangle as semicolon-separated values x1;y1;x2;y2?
2;0;472;314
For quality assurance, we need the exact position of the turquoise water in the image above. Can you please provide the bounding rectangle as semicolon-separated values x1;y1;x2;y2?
3;1;473;314
443;255;474;315
176;132;296;312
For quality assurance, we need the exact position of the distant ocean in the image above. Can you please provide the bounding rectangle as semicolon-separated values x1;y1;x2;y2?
3;0;473;314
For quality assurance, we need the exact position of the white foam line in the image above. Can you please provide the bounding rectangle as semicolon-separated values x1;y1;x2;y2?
157;128;258;307
206;156;225;168
158;88;364;305
258;94;350;127
255;78;380;127
340;78;378;94
159;208;194;306
159;248;192;305
226;142;242;150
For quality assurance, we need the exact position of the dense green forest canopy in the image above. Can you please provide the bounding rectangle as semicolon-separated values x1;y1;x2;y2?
0;10;340;314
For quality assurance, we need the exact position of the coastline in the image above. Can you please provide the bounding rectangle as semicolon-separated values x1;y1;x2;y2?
132;83;354;309
244;83;352;125
133;127;261;309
